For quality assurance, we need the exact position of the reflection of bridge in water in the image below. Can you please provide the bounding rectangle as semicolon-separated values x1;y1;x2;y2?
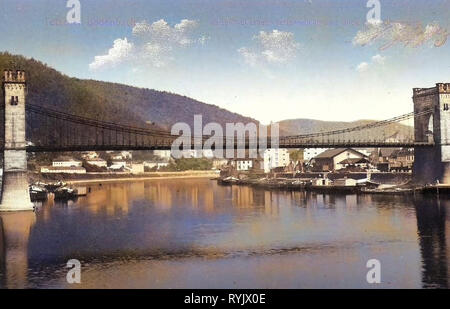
1;182;450;288
1;69;450;210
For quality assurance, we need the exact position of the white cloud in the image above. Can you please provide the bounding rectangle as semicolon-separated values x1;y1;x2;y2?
356;54;386;73
356;62;369;72
238;30;300;66
133;19;198;46
353;21;448;50
371;54;386;64
238;47;258;67
89;38;134;71
90;19;206;70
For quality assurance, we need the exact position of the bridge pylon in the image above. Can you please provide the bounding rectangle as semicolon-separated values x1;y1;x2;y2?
413;83;450;185
0;70;33;211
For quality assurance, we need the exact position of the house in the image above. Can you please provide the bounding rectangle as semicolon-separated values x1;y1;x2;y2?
153;150;171;160
81;151;99;160
230;159;253;171
108;160;128;171
41;166;86;174
263;148;290;173
310;148;368;172
376;148;414;172
143;161;169;170
109;151;132;160
86;158;107;168
338;157;371;170
52;156;82;167
212;159;228;170
131;163;145;174
389;148;414;172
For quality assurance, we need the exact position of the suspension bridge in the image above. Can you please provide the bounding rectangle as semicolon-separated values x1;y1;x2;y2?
22;103;433;151
1;69;449;211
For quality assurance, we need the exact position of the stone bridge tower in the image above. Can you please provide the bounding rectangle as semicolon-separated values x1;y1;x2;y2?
413;83;450;184
0;70;33;211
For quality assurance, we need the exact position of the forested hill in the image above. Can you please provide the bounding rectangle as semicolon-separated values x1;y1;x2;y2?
0;52;257;130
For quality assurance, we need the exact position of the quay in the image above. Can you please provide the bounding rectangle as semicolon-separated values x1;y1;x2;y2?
216;175;448;196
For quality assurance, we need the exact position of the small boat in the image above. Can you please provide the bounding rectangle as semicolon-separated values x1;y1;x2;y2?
360;187;414;195
54;186;79;200
217;176;239;185
45;181;66;192
29;185;48;201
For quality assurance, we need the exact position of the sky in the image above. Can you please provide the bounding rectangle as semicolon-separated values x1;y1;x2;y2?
0;0;449;124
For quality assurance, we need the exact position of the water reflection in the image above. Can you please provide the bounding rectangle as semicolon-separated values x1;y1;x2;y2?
1;179;450;288
0;212;36;288
415;197;449;288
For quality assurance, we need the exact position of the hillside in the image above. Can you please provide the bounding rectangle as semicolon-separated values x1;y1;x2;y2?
278;118;413;140
0;52;257;130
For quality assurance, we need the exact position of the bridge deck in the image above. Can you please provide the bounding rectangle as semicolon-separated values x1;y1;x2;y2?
23;141;434;152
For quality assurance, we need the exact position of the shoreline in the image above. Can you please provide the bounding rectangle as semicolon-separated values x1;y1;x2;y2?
31;171;220;185
67;174;219;185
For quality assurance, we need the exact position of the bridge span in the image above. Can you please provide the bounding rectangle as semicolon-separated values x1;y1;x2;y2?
1;69;449;211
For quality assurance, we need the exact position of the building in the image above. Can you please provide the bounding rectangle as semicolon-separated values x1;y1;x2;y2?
338;158;371;170
108;151;132;160
143;161;169;170
263;148;290;173
52;156;82;167
310;148;368;172
153;150;171;160
108;160;128;171
212;159;228;170
86;158;107;168
230;159;253;171
376;148;414;172
41;166;86;174
131;163;145;174
304;148;329;161
81;151;99;160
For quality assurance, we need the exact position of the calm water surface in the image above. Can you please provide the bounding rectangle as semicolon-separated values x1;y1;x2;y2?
0;178;448;288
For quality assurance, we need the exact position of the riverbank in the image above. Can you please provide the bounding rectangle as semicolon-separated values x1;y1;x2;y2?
30;170;220;185
216;174;440;196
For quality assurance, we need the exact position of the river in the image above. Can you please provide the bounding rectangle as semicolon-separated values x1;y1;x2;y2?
0;178;448;288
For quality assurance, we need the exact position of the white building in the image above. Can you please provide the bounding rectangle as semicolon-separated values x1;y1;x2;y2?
131;163;145;174
263;148;290;173
143;161;169;170
230;159;253;171
153;150;171;160
108;160;128;170
109;151;132;160
86;158;107;168
304;148;329;161
52;156;82;168
81;151;99;160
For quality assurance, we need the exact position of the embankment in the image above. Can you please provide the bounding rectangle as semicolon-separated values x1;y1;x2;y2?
29;170;220;184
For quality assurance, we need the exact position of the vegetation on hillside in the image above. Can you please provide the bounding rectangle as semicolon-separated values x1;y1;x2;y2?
0;52;258;130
